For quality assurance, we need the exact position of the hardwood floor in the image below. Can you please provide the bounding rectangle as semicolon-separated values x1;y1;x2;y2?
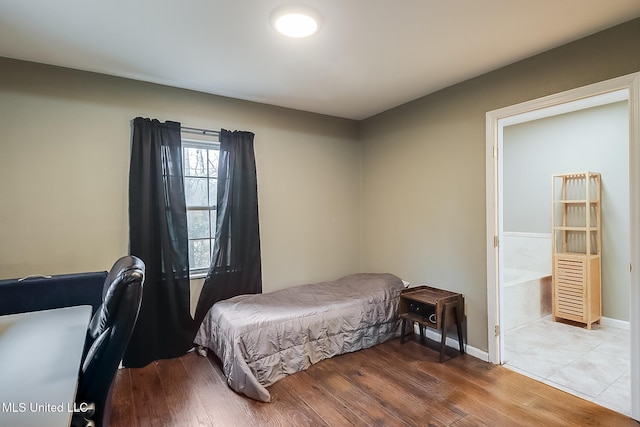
110;337;638;426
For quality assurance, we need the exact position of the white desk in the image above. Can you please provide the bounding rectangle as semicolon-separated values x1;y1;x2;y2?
0;305;92;427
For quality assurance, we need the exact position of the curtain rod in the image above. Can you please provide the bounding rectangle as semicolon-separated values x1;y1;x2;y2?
181;126;220;137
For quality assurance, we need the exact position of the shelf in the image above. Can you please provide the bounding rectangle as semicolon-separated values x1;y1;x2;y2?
399;312;437;328
553;200;599;204
554;252;600;258
554;172;601;179
553;226;598;231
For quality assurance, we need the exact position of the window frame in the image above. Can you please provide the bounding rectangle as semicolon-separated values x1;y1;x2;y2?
182;137;220;278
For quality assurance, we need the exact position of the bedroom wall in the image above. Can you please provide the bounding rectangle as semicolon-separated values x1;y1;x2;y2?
0;57;361;300
358;18;640;352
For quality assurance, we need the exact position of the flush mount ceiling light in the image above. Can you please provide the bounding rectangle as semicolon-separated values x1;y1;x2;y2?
271;7;320;38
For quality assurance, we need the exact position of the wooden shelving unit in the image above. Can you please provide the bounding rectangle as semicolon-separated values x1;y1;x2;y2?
551;172;602;329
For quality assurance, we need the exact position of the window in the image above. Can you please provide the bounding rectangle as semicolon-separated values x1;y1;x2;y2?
183;139;219;276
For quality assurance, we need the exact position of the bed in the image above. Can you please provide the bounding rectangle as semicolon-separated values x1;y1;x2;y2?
193;272;405;402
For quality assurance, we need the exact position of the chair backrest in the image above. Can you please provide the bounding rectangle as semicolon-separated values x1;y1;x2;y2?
76;255;145;426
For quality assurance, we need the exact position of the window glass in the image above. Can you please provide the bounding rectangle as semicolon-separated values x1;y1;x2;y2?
183;139;219;276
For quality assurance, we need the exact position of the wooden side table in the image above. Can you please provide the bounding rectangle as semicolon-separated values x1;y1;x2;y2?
399;285;464;362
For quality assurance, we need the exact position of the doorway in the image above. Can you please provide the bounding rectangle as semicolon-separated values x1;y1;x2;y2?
485;73;640;421
501;100;629;414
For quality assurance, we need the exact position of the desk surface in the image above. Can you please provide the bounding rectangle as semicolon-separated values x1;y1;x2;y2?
0;305;92;427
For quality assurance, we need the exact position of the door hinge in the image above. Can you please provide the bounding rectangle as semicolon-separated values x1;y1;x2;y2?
495;325;500;337
493;146;498;158
494;235;499;247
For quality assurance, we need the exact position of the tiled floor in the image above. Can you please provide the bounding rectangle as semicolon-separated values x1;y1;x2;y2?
503;315;631;416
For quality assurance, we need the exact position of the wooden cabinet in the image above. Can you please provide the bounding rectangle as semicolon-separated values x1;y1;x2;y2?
399;285;464;362
552;172;601;329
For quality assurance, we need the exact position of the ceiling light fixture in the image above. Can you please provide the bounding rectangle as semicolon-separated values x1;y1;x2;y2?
272;7;320;38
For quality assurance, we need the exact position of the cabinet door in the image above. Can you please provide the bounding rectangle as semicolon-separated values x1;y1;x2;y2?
554;256;586;321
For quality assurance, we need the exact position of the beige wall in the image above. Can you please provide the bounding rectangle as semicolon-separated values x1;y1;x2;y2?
0;58;361;295
359;18;640;351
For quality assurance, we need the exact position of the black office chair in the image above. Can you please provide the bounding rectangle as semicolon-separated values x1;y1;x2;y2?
72;256;145;427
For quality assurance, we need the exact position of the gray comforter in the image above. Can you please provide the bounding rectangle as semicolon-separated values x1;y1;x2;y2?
193;273;405;402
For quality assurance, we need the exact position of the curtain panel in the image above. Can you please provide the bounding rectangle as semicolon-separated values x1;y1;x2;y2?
194;129;262;327
124;117;194;368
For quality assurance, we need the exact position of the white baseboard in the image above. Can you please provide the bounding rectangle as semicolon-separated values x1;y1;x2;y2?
601;316;630;330
412;324;489;362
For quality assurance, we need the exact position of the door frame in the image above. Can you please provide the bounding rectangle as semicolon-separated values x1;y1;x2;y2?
485;72;640;420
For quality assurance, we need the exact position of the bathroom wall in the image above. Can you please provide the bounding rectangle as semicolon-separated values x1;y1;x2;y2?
503;101;630;321
503;232;551;274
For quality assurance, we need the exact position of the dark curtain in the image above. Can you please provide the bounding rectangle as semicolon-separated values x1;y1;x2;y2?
194;129;262;327
124;117;194;368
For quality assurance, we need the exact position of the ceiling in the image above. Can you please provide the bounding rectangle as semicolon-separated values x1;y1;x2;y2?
1;1;639;120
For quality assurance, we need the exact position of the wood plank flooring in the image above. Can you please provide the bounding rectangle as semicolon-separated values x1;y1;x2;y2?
110;337;638;426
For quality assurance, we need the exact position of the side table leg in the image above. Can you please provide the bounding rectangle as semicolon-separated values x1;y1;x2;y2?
400;318;407;344
454;306;464;355
439;306;447;363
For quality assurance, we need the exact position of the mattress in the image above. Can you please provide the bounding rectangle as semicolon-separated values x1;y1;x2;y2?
193;272;405;402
